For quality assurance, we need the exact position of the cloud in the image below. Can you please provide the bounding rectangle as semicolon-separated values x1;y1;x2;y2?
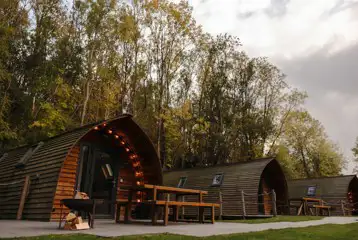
325;0;358;16
276;43;358;173
264;0;290;18
188;0;358;173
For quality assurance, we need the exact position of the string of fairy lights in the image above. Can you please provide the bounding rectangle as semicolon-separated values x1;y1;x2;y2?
93;122;145;202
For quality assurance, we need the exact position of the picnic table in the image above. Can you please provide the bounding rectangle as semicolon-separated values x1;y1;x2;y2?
116;184;219;225
289;197;331;216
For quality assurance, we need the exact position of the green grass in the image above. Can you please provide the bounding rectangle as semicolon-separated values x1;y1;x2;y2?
3;223;358;240
219;215;323;224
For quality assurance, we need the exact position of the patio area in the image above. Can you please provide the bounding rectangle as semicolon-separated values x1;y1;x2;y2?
1;217;358;238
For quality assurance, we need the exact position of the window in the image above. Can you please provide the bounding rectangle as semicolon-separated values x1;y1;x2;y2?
211;173;224;186
15;142;44;168
306;186;316;196
177;176;187;188
101;163;114;180
0;153;8;163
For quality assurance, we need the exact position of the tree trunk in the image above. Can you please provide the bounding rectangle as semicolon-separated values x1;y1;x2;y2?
81;80;90;126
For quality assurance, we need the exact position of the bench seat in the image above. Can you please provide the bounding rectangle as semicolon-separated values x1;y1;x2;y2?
313;205;331;216
115;200;220;225
153;200;220;208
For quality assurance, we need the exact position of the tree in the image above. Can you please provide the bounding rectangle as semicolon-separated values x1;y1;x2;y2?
277;111;344;179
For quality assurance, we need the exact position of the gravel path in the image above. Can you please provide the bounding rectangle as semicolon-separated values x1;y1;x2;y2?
0;217;357;238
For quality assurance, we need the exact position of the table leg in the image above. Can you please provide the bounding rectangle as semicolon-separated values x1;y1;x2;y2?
115;203;120;223
211;206;215;224
151;203;158;225
173;206;179;222
91;201;96;228
125;191;133;223
164;202;169;226
199;207;204;223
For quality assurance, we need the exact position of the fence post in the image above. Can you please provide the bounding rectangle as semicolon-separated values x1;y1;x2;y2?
17;176;30;220
181;196;185;219
241;190;246;219
341;200;345;216
219;191;223;220
271;189;277;217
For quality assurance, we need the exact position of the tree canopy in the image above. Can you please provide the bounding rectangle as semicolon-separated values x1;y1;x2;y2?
0;0;344;178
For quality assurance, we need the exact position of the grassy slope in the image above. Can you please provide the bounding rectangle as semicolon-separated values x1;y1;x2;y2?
3;223;358;240
220;215;323;224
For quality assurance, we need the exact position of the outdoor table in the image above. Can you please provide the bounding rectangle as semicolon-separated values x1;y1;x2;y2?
289;197;322;216
117;184;209;225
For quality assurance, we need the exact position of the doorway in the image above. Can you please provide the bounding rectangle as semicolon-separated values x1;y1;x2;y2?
76;145;118;217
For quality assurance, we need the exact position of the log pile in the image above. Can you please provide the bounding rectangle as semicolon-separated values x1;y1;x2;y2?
63;191;90;230
63;212;90;230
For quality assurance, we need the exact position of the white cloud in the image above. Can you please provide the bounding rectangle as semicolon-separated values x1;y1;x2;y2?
191;0;358;58
187;0;358;174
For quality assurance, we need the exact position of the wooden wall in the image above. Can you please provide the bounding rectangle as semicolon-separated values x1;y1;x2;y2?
116;167;135;201
0;115;162;221
0;128;87;221
163;158;287;217
288;175;357;216
50;146;80;220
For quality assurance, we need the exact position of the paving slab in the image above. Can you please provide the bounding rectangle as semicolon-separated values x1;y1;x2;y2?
0;217;357;238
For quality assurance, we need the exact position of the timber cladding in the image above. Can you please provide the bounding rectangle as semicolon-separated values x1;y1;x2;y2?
288;175;358;216
163;158;288;217
0;128;88;221
0;114;162;221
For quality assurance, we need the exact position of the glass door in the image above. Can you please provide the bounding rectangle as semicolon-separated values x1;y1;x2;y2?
91;150;116;215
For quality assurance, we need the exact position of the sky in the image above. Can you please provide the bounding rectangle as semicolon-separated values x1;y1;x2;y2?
184;0;358;174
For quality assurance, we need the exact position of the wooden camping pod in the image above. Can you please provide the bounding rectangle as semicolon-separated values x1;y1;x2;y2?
163;158;288;218
288;175;358;216
0;114;162;221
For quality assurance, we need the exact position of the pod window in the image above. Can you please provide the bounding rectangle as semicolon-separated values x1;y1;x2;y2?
101;164;114;180
15;142;44;168
177;176;187;188
306;185;316;196
211;173;224;186
0;153;8;163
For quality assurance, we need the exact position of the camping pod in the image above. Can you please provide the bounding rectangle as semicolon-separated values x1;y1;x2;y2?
0;114;162;221
163;158;289;218
288;175;358;215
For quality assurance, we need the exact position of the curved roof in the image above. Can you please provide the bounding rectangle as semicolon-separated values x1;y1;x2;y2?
288;175;357;199
0;115;161;220
165;157;278;193
163;157;286;215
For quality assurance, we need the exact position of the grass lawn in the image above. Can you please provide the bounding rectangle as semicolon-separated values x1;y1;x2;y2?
3;223;358;240
220;215;323;224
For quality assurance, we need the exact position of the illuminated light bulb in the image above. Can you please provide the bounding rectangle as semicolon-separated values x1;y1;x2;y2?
130;154;137;160
136;181;141;185
137;199;141;203
108;129;113;134
135;172;142;177
125;148;130;152
102;122;107;127
94;126;99;130
114;135;119;139
120;141;125;145
133;161;140;167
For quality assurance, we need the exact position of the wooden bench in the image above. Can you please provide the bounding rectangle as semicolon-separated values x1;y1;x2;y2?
313;205;331;216
115;200;220;226
152;200;220;225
